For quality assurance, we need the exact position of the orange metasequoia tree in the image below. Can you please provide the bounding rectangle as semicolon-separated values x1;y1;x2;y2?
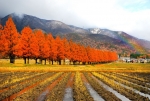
0;24;4;58
2;16;19;63
30;33;39;64
34;29;45;64
46;33;57;65
69;41;80;65
15;26;33;64
55;36;65;65
41;35;50;65
63;38;71;64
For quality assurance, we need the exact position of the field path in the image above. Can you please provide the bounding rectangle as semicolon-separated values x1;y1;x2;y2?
63;73;75;101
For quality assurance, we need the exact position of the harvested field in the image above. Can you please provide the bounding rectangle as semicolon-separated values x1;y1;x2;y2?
0;62;150;101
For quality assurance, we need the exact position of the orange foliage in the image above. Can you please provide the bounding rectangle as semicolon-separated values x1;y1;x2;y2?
0;24;4;57
0;16;118;64
46;34;58;64
0;17;19;63
55;36;65;64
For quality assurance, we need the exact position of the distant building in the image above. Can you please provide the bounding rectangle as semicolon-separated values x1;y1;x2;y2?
138;59;147;63
147;59;150;63
119;57;130;62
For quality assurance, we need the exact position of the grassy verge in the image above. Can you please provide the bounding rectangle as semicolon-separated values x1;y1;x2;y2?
0;59;150;72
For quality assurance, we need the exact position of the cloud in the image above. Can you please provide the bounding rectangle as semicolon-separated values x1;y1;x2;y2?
0;0;150;41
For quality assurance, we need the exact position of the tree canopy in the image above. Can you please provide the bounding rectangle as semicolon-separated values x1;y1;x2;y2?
0;16;118;64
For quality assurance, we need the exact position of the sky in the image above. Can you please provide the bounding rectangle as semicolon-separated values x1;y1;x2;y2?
0;0;150;41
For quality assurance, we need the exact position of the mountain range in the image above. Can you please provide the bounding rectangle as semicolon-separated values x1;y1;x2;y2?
0;13;150;55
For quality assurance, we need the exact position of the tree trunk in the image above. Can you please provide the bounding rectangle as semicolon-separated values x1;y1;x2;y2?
9;54;15;63
40;59;43;64
27;57;29;64
82;62;86;65
35;58;38;64
52;60;53;65
73;61;76;65
59;60;61;65
23;57;26;64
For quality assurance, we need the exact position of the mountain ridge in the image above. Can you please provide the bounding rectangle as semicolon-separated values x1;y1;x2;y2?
1;13;90;35
1;13;150;54
88;28;150;53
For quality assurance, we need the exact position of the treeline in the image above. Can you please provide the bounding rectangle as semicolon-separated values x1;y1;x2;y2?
0;17;118;65
130;53;150;59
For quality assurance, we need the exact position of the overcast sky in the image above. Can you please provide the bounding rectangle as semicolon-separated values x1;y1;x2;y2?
0;0;150;41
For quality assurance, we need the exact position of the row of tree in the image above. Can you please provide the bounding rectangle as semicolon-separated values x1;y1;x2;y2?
0;17;118;65
130;53;150;59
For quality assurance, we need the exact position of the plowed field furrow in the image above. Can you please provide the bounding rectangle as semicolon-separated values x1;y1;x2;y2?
45;73;71;101
0;71;150;101
115;72;146;81
0;73;46;92
73;72;94;101
100;72;150;95
112;78;150;100
36;73;66;101
0;72;48;93
110;72;150;88
0;72;34;79
125;73;150;82
81;73;105;101
84;73;123;101
0;72;54;101
112;73;150;90
0;72;31;83
0;72;46;89
92;72;150;101
13;72;63;101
